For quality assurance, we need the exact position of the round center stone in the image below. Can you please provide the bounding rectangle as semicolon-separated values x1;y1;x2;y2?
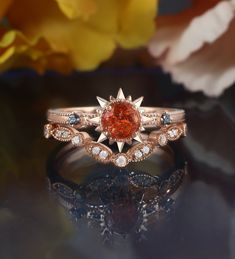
101;102;141;140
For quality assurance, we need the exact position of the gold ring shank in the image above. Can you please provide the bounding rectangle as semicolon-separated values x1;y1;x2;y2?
47;106;185;127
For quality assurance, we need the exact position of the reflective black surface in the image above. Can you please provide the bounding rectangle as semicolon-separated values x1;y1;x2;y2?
47;145;187;244
0;68;235;259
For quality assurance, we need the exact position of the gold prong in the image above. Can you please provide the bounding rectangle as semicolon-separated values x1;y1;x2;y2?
116;88;125;100
127;95;132;102
98;133;107;143
133;97;144;108
97;96;108;108
117;141;125;152
110;95;115;101
134;133;143;143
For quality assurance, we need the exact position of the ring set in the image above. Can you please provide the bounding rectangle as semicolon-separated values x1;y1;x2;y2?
44;88;187;167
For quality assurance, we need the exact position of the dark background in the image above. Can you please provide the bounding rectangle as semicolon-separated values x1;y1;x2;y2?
0;67;235;259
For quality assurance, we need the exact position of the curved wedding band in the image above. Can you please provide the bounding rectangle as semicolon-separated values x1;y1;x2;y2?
44;88;187;167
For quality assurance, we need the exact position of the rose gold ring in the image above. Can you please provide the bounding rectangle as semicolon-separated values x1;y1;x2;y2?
44;88;187;167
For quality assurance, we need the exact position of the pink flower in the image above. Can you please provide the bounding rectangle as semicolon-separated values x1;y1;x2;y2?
148;0;235;96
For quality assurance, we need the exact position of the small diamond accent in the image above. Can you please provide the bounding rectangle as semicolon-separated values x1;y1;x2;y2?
99;150;108;160
52;127;73;141
168;129;178;138
161;113;171;125
135;150;143;159
115;155;128;167
142;146;150;154
55;129;69;138
158;134;168;146
92;146;101;155
71;135;82;146
68;114;80;125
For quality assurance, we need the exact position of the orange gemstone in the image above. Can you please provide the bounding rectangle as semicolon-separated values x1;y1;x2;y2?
101;102;141;140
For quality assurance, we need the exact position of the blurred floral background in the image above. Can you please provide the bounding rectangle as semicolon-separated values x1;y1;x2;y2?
1;0;235;96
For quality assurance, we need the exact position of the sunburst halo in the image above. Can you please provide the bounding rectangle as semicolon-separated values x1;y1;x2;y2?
89;88;152;152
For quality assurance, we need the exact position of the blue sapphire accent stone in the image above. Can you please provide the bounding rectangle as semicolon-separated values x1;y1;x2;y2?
161;113;171;125
68;113;80;125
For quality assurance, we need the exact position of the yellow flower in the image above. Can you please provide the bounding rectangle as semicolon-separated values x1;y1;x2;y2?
0;0;157;72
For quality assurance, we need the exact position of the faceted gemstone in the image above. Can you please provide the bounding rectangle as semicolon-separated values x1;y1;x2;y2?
92;146;101;155
68;113;80;125
115;155;128;167
134;150;143;159
142;146;150;154
168;128;179;138
55;129;70;138
71;135;82;146
161;112;171;125
99;150;108;160
101;102;141;140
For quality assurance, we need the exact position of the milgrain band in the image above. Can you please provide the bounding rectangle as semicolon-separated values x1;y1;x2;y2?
44;122;187;167
47;106;185;128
